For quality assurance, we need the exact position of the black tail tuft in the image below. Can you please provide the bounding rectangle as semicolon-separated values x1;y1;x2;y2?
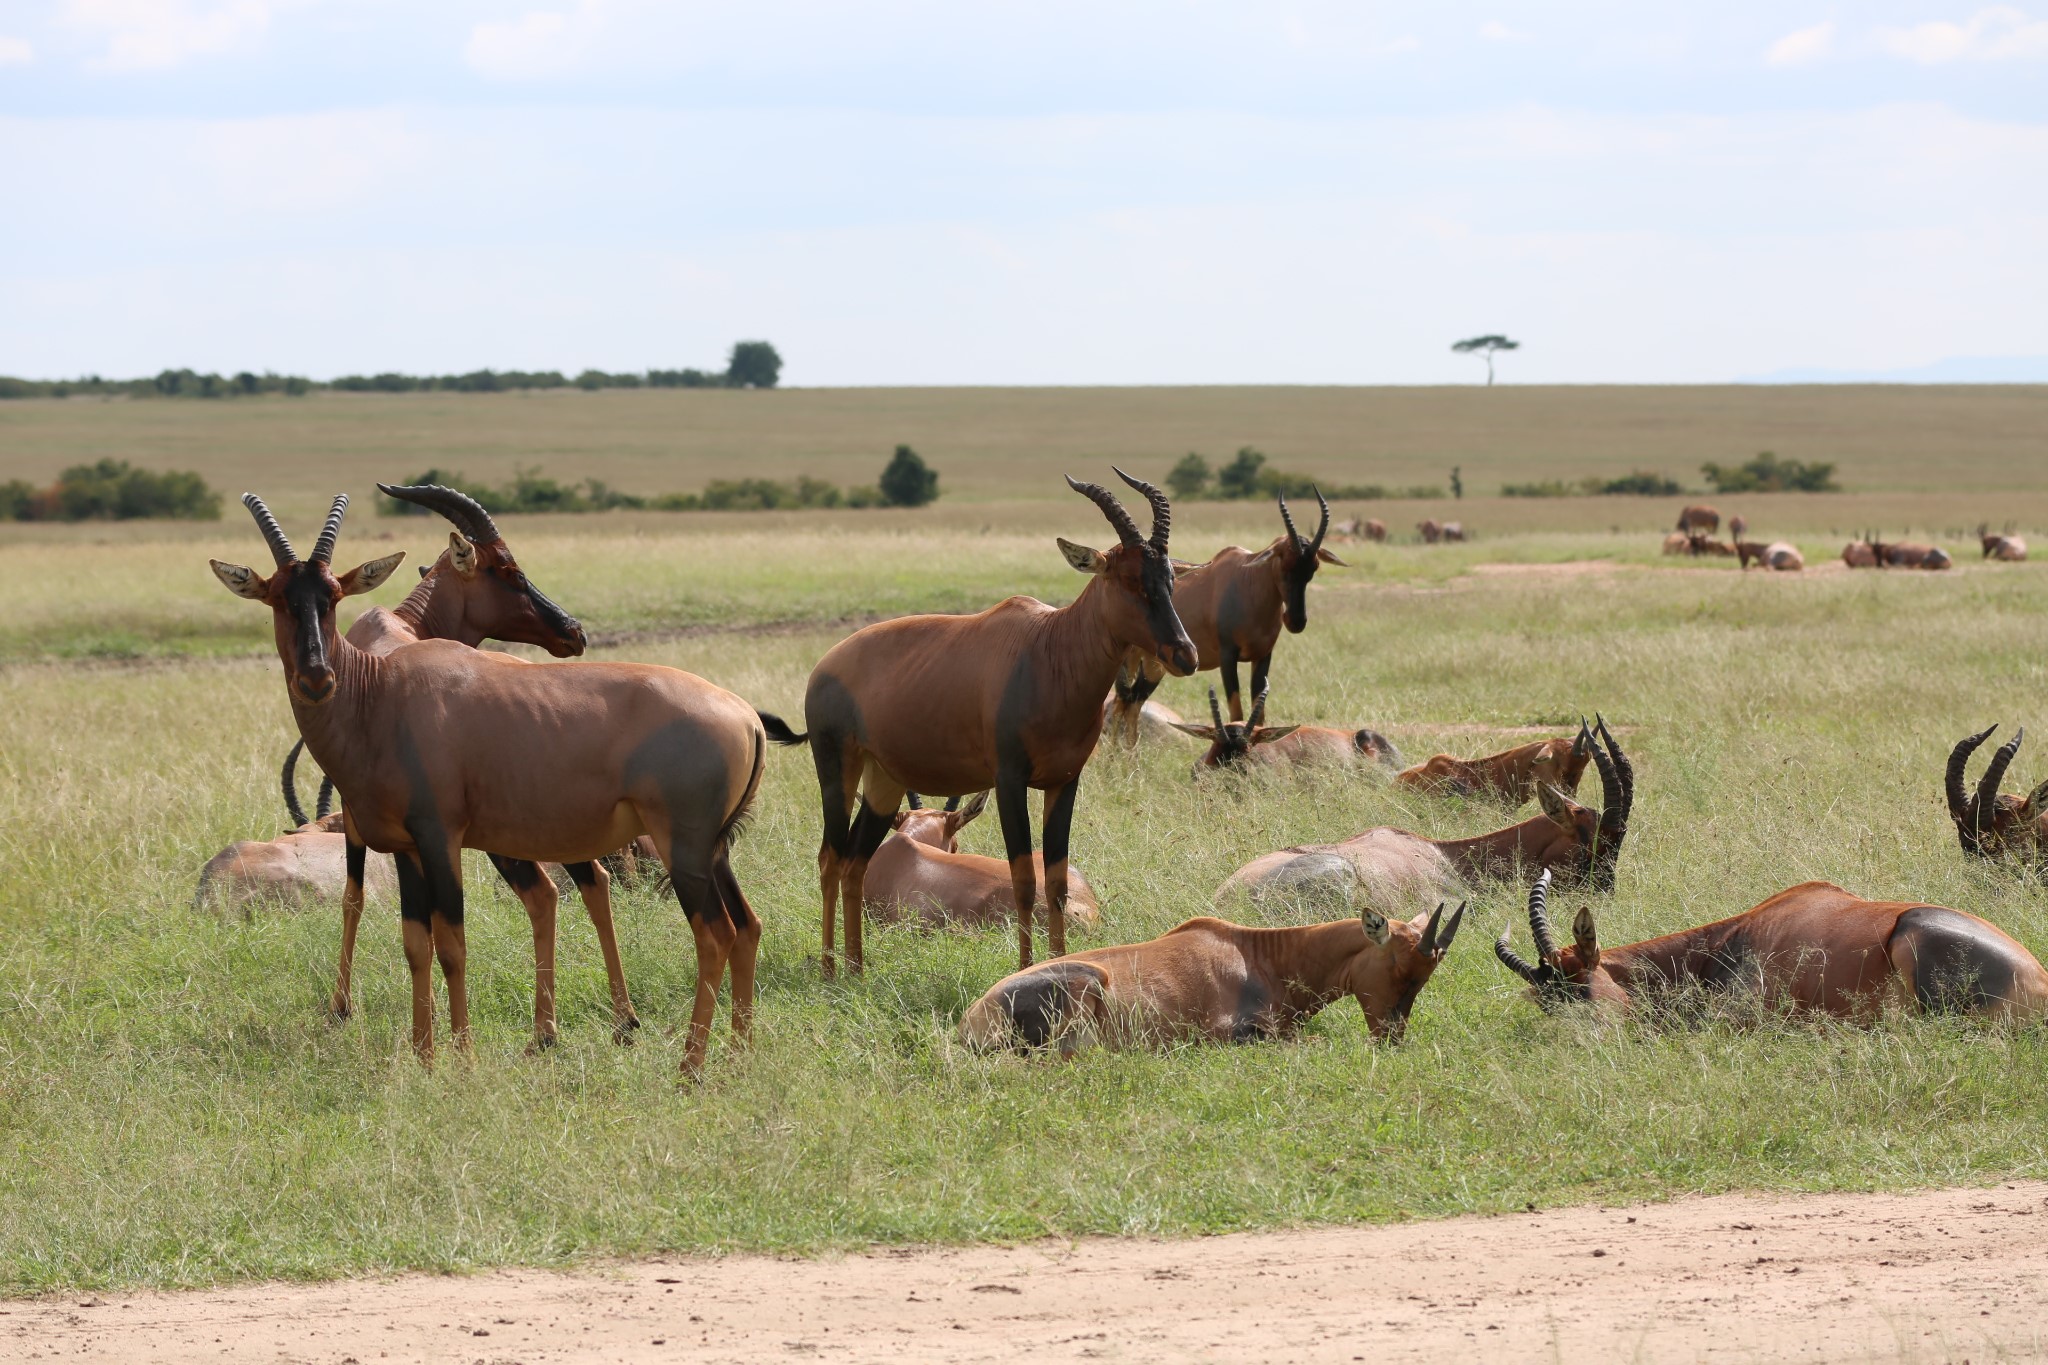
758;710;809;747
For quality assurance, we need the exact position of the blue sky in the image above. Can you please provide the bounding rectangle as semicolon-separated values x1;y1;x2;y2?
2;1;2044;384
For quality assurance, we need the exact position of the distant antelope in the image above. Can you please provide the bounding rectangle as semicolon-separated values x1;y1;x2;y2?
212;493;776;1070
1495;868;2048;1021
1101;660;1188;748
1871;533;1947;569
1417;519;1444;544
959;898;1467;1052
1979;523;2029;562
1676;504;1720;536
1173;685;1403;775
864;794;1100;930
1441;521;1466;542
1842;534;1878;569
784;470;1195;974
1686;532;1735;557
1728;513;1747;543
1361;518;1388;542
1735;540;1804;571
1945;726;2048;869
195;743;395;913
1218;719;1632;916
1660;532;1690;556
1394;724;1591;806
1118;490;1343;723
1328;516;1363;540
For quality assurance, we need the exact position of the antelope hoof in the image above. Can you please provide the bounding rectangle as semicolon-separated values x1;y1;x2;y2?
326;997;352;1025
612;1014;641;1046
821;956;838;982
525;1032;559;1057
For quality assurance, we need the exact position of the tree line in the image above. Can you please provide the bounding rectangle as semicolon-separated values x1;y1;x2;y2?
1166;448;1444;502
1502;454;1838;498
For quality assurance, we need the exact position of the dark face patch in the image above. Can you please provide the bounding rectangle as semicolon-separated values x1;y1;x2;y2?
277;564;341;703
1134;549;1197;675
1280;538;1321;634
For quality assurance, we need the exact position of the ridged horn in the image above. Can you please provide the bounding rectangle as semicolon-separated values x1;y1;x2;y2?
376;482;502;545
315;774;335;821
1208;687;1226;731
1307;485;1329;557
309;494;349;566
1528;867;1560;964
1277;493;1299;544
1977;728;2025;828
280;738;310;828
1113;466;1172;553
905;792;923;810
1248;683;1269;730
1495;926;1541;984
1947;726;1996;830
2023;776;2048;823
1066;475;1143;550
241;493;296;568
944;795;962;812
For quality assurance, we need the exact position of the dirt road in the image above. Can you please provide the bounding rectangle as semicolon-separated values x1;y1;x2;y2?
8;1181;2046;1363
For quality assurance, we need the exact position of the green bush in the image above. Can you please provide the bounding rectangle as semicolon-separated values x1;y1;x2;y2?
1701;451;1838;493
1504;470;1686;497
1166;453;1211;499
0;460;220;522
878;445;940;507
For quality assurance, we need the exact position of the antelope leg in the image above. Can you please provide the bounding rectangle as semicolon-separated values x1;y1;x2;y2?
1041;778;1080;960
567;859;639;1040
330;832;368;1022
995;766;1039;969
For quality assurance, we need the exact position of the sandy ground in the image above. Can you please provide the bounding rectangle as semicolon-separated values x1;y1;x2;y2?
8;1183;2048;1365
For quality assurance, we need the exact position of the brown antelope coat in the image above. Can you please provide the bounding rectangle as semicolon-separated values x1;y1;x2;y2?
1417;519;1444;544
1736;541;1804;571
863;795;1100;929
1497;870;2048;1022
1676;504;1720;535
1173;685;1402;775
1394;728;1591;806
1980;524;2029;562
959;901;1465;1051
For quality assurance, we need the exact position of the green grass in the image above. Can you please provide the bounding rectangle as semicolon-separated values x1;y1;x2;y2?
5;523;2048;1292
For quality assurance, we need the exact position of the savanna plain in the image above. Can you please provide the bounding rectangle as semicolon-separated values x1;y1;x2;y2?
4;384;2048;1325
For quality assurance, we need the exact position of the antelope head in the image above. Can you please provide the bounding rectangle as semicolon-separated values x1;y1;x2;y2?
1268;487;1344;634
1494;869;1627;1010
377;482;586;657
1529;716;1633;890
1173;684;1299;768
211;493;405;705
1531;724;1594;796
1059;469;1198;677
1945;726;2048;858
1350;899;1468;1040
895;792;990;852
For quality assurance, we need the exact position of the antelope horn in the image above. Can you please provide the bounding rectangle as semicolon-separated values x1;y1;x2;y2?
308;494;349;566
1420;903;1444;955
316;774;335;821
1595;714;1634;822
1248;683;1269;731
1308;485;1329;557
1527;867;1560;964
1977;728;2025;831
1572;718;1590;760
905;792;923;809
1947;726;1996;827
1067;475;1143;550
280;738;310;828
1113;466;1172;553
1208;686;1226;730
241;492;296;568
1495;926;1541;984
376;482;502;545
1277;492;1300;544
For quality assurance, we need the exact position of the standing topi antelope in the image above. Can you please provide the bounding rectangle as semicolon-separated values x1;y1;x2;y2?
1173;685;1403;776
1728;513;1747;544
211;492;776;1071
1979;523;2029;562
1218;718;1632;916
863;793;1101;930
1676;504;1720;536
1394;724;1592;806
783;470;1195;974
959;898;1467;1052
1945;726;2048;871
1495;868;2048;1021
1115;489;1343;723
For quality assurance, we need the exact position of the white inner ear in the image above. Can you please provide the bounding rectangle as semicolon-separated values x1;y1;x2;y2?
1358;907;1391;946
1169;723;1218;739
210;560;268;600
1251;725;1299;744
341;551;408;597
1057;537;1106;574
448;532;479;578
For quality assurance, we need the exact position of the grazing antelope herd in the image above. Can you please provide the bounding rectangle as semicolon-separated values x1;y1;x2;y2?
203;483;2046;1072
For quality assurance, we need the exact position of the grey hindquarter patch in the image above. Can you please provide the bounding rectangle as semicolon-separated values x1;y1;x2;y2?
1894;905;2025;1012
994;961;1108;1049
1248;852;1357;911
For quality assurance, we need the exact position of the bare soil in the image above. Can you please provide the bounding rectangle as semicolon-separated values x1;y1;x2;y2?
8;1182;2046;1364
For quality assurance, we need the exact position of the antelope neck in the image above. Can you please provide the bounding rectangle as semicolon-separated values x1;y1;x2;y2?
1234;919;1372;1016
284;631;388;792
1595;922;1731;990
1431;817;1555;871
389;563;486;647
1029;571;1134;699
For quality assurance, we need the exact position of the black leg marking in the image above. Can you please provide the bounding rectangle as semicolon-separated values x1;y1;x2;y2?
1249;655;1272;710
345;834;366;889
565;860;601;888
1042;778;1079;871
394;850;434;928
1220;645;1243;719
850;798;895;861
489;854;546;894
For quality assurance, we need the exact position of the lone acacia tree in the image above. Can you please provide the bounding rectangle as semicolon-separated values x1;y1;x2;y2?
1452;334;1520;386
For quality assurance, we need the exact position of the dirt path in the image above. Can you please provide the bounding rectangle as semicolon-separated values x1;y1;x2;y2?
9;1183;2047;1364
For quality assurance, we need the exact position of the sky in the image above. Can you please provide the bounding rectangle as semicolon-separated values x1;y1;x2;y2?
1;1;2045;385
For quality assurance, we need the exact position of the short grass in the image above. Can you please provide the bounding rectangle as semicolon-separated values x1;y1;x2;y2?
4;517;2048;1293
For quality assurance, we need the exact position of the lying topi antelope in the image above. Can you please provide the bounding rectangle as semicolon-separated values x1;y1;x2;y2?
1174;684;1402;774
1117;489;1343;723
959;898;1467;1051
1979;523;2028;562
1495;868;2048;1021
1661;532;1690;556
781;470;1195;974
1417;518;1444;544
1870;533;1949;570
1440;521;1467;542
864;793;1101;930
1735;540;1804;571
1945;726;2048;867
1217;718;1632;916
1842;533;1878;569
212;492;778;1071
194;741;395;912
1394;724;1591;806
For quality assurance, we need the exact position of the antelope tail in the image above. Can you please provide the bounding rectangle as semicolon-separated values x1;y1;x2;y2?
758;710;809;746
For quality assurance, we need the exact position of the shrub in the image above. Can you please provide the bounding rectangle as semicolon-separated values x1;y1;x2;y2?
1701;451;1838;493
1215;447;1267;499
725;341;783;389
878;445;940;507
1166;453;1211;499
0;460;220;522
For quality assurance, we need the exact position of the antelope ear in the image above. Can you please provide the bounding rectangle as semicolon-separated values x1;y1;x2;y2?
1250;725;1300;744
1359;905;1392;946
1315;548;1348;567
1537;781;1575;825
1170;558;1201;578
210;560;270;600
1058;537;1108;574
957;791;991;826
447;531;479;579
337;551;407;598
1573;905;1601;969
1170;723;1218;740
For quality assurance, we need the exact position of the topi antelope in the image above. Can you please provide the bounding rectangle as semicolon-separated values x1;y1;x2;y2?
1870;533;1948;570
1728;513;1747;543
1217;718;1632;916
194;742;395;913
1417;518;1444;544
1441;521;1466;542
1394;724;1592;807
212;492;777;1071
864;793;1101;930
1736;540;1804;571
959;899;1467;1052
317;483;644;1047
1661;532;1690;556
1676;504;1720;536
1979;523;2028;562
1175;685;1402;774
1685;532;1735;557
1945;726;2048;869
783;470;1195;974
1495;868;2048;1021
1117;490;1343;723
1842;533;1878;569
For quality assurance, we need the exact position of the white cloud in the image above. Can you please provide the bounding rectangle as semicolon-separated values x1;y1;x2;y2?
464;0;607;80
1478;21;1528;43
0;35;32;65
1877;6;2048;62
1765;21;1835;66
59;0;274;72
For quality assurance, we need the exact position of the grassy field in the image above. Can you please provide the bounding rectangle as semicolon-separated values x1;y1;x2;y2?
4;388;2048;1294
